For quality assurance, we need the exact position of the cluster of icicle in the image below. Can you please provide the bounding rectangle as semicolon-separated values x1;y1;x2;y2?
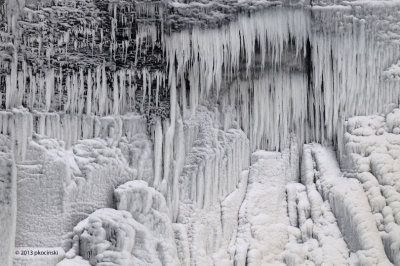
4;62;165;116
18;0;158;60
1;0;166;115
108;0;163;60
0;109;148;161
165;7;400;155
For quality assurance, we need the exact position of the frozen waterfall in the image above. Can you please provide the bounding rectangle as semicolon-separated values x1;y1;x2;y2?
1;0;400;265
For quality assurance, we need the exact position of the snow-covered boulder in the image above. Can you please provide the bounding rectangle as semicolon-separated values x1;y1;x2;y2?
115;180;180;266
59;208;168;266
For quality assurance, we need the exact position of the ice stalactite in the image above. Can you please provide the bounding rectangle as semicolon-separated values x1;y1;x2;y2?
2;64;165;116
165;7;400;155
0;110;148;151
5;0;25;33
166;8;310;107
224;71;309;151
310;10;400;159
0;109;33;161
178;109;250;211
148;105;252;264
153;118;163;189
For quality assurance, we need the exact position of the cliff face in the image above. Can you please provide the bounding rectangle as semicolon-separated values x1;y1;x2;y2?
1;0;400;266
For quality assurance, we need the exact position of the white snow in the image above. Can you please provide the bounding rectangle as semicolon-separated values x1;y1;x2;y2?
234;150;293;265
0;135;17;266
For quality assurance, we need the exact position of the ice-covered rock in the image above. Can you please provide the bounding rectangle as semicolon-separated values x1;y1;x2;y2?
304;143;392;266
115;180;180;266
59;208;165;266
285;148;351;265
59;180;181;266
344;108;400;265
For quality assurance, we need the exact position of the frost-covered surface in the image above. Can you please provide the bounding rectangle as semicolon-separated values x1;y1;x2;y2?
285;181;350;265
304;144;392;265
14;114;152;247
234;151;291;265
175;169;249;265
344;108;400;265
165;107;251;265
385;62;400;80
2;0;400;265
115;181;180;265
179;109;250;208
284;145;352;265
0;135;16;266
59;181;179;266
60;208;168;266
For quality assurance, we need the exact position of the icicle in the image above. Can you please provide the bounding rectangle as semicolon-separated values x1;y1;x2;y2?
113;72;119;115
119;70;126;114
87;69;92;115
153;118;163;189
45;69;54;111
141;69;147;113
6;52;18;109
100;64;107;115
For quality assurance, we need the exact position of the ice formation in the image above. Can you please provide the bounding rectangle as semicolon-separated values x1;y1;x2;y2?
59;181;180;266
1;0;400;265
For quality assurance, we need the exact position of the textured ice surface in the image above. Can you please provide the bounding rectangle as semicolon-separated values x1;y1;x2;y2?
1;0;400;265
344;108;400;265
302;144;392;265
59;181;180;266
0;135;16;266
60;208;165;266
115;181;180;265
234;151;291;265
286;158;350;265
14;115;152;247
